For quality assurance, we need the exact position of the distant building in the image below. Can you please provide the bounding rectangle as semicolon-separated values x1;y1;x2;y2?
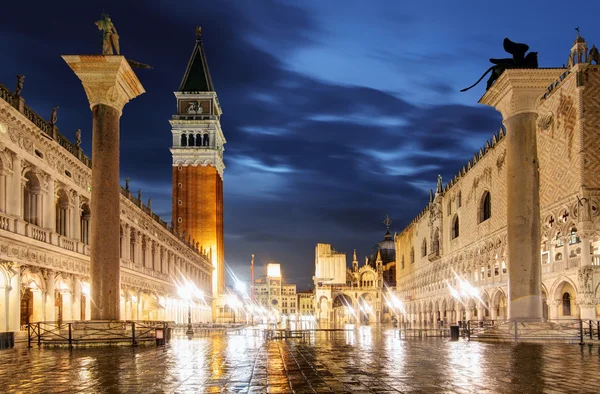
254;263;297;317
313;221;398;324
297;290;315;316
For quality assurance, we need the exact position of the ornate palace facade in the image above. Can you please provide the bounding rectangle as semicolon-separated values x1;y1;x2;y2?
394;35;600;326
0;61;214;334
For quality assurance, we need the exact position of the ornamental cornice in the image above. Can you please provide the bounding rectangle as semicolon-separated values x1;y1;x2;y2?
479;69;564;120
62;55;145;116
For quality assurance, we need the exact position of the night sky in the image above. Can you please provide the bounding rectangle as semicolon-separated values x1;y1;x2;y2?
1;1;598;289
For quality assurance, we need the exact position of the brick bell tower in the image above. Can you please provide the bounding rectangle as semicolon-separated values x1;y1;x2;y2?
171;27;225;299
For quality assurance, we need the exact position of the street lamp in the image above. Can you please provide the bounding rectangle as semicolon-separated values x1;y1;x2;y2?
178;281;204;336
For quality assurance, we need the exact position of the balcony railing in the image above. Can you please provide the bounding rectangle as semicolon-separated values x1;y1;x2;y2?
59;236;76;252
26;223;49;243
0;213;12;231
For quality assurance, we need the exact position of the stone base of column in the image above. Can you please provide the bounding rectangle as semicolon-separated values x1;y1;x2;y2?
579;305;596;320
508;294;544;321
470;320;581;343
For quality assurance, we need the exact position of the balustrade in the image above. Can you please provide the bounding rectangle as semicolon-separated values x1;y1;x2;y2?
26;223;49;243
0;213;12;231
59;236;75;251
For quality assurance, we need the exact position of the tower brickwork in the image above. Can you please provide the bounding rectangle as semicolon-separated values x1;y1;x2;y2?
171;28;225;298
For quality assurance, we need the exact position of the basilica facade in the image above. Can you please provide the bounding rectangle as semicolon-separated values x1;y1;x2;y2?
0;31;219;335
394;35;600;326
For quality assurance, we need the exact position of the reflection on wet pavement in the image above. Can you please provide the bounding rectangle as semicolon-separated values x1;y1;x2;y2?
1;326;599;393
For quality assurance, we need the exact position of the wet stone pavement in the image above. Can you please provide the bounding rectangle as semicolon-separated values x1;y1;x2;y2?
1;326;600;393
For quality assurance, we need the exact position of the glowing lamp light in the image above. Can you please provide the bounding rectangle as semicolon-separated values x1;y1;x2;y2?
235;281;247;293
266;263;281;278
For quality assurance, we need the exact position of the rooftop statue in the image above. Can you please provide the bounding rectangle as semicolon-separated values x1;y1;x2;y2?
95;13;120;55
94;13;152;70
460;38;538;92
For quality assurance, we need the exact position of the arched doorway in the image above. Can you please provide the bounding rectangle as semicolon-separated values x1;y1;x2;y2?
20;271;44;327
553;280;579;319
541;289;549;320
332;294;354;326
20;287;33;327
359;294;374;324
492;290;507;321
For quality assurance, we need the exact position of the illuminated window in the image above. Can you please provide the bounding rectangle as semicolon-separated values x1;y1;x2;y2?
480;191;491;223
451;215;459;239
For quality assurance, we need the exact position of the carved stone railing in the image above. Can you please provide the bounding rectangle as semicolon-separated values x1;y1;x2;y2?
26;224;49;243
0;213;12;231
59;236;76;252
0;83;13;103
428;249;441;262
22;106;52;136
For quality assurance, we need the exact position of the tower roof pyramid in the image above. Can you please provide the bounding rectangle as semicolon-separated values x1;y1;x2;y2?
179;27;215;92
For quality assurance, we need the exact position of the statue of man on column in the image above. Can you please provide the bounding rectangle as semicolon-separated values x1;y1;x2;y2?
95;13;120;55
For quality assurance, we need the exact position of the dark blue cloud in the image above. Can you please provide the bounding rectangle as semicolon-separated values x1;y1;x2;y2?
1;0;597;288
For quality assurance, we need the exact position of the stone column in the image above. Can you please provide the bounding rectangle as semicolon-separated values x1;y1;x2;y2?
73;192;81;241
8;153;23;219
62;55;144;321
44;270;55;322
7;267;21;332
62;292;73;321
477;306;484;321
581;234;592;267
480;69;563;321
73;277;82;320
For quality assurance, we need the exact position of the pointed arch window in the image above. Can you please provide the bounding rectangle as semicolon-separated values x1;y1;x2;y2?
562;292;571;316
203;134;209;146
421;239;427;257
433;228;440;254
410;247;415;264
451;215;459;239
180;134;187;147
480;191;491;223
188;134;195;147
195;133;202;147
457;191;462;209
401;255;405;270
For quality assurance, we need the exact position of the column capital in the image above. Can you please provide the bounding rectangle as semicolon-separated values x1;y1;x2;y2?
479;69;564;120
61;55;145;116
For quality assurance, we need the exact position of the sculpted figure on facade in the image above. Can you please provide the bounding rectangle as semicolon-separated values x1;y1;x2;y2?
75;129;81;149
15;75;24;96
95;13;120;55
50;106;58;125
460;38;538;92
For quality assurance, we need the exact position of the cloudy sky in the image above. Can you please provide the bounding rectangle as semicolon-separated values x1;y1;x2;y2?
1;0;598;288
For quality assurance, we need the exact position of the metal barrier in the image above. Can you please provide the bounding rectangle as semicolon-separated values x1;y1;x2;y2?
464;319;600;343
26;320;171;348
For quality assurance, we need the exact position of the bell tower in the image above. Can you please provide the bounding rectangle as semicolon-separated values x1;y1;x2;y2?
171;27;225;298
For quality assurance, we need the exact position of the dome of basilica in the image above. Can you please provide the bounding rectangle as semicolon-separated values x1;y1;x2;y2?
368;230;396;264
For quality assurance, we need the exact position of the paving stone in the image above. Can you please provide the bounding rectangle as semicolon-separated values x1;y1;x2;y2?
1;328;600;393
